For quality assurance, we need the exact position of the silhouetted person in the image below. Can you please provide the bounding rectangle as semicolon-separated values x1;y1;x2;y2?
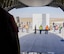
34;25;37;34
0;7;20;54
53;22;55;31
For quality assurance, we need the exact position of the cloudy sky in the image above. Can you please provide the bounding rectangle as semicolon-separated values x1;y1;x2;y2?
9;6;64;18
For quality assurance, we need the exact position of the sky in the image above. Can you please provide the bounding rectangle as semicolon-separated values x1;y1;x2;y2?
9;6;64;18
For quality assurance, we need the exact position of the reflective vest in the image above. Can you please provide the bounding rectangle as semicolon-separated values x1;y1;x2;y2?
45;25;49;30
39;26;43;30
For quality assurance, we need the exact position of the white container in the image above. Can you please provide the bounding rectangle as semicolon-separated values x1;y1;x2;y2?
32;14;50;29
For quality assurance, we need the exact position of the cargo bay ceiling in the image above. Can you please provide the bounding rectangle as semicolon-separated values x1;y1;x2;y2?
0;0;64;11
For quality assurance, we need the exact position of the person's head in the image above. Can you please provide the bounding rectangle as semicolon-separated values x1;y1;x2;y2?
35;25;36;27
53;22;54;25
40;24;42;26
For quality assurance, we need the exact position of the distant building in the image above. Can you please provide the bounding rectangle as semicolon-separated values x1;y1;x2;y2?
20;18;32;25
50;18;64;24
19;18;32;29
16;17;64;30
50;18;64;28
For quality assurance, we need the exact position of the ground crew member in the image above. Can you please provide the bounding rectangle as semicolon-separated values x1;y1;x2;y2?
39;25;43;34
45;25;49;34
59;25;62;33
34;25;37;34
25;24;29;33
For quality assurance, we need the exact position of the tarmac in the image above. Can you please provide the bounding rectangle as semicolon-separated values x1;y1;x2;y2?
18;29;64;39
18;29;64;54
